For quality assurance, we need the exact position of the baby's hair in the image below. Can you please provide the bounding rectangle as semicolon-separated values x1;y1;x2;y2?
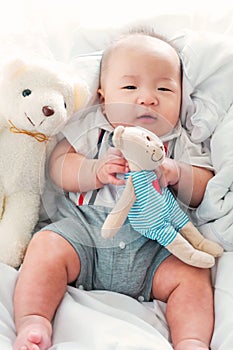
125;26;177;49
99;26;181;86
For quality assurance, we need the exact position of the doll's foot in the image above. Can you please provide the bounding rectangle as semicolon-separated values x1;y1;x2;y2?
175;338;209;350
13;315;52;350
196;238;223;257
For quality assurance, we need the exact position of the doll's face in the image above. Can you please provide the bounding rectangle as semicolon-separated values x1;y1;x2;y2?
113;125;165;171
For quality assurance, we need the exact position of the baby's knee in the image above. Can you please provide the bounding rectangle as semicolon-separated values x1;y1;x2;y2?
29;230;65;255
27;230;80;282
176;260;212;289
185;264;211;283
171;264;213;306
152;256;212;300
29;231;78;265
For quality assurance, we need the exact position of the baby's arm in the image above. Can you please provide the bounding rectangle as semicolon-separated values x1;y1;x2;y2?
157;157;213;208
49;138;128;192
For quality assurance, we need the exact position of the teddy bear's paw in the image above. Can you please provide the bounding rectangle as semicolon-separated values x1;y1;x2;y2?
0;234;28;268
0;252;24;268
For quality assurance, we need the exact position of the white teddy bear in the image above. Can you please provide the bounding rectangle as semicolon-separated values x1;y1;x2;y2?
0;59;88;268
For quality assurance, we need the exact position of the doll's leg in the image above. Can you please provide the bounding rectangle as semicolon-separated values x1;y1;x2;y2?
166;232;215;268
169;196;223;258
152;255;213;350
13;230;80;350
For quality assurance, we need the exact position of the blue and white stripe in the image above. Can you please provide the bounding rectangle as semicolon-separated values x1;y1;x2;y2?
125;171;189;246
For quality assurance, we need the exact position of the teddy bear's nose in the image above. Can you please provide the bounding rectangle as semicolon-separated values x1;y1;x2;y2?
42;106;54;117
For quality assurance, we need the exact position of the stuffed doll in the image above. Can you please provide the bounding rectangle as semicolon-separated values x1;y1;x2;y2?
0;59;89;268
102;125;223;268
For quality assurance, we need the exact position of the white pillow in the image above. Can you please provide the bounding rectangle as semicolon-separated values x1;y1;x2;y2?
172;30;233;142
68;52;102;105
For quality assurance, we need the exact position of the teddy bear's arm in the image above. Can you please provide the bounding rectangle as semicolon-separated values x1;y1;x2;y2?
101;176;136;239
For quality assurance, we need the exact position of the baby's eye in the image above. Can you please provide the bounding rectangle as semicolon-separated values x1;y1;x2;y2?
158;87;171;92
123;85;137;90
22;89;32;97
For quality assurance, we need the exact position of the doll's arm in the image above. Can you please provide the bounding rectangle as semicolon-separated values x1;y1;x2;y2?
101;176;136;239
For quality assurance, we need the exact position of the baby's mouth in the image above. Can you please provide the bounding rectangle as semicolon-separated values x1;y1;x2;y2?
137;114;156;120
136;114;158;124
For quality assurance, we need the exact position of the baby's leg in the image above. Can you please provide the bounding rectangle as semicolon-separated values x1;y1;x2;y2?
13;230;81;350
13;315;52;350
151;255;213;350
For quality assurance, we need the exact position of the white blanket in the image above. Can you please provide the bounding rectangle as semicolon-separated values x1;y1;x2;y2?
0;263;171;350
1;255;233;350
170;30;233;250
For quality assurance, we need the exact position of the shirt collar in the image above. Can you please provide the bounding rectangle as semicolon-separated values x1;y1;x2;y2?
95;106;114;132
160;120;183;143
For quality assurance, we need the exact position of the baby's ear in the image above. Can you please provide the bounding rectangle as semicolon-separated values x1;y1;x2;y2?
97;87;105;103
73;80;90;110
112;125;125;148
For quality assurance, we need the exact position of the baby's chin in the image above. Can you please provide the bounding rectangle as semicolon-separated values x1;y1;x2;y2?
111;122;135;128
135;120;173;137
110;120;174;137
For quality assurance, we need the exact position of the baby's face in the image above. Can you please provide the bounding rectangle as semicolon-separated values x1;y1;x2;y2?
99;35;182;136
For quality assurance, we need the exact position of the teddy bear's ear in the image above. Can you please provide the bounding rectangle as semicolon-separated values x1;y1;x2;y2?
2;59;27;79
73;80;90;110
112;125;125;148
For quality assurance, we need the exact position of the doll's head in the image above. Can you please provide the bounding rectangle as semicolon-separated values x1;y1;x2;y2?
111;125;165;171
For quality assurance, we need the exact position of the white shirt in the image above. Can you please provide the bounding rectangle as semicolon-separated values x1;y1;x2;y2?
62;106;212;208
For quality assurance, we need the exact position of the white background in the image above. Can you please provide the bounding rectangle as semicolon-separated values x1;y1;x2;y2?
1;0;233;32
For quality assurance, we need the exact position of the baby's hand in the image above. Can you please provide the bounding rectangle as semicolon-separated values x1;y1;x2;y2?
156;157;181;188
96;147;128;186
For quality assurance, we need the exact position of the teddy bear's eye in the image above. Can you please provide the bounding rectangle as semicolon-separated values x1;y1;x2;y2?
22;89;32;97
64;102;67;109
146;136;151;141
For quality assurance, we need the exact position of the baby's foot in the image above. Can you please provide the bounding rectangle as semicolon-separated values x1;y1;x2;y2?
13;315;52;350
175;339;209;350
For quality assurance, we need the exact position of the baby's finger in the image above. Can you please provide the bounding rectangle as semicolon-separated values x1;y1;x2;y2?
155;166;167;188
106;164;127;175
155;166;163;181
108;175;126;186
107;147;122;156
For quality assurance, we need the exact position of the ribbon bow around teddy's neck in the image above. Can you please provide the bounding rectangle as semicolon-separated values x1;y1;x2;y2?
8;120;50;142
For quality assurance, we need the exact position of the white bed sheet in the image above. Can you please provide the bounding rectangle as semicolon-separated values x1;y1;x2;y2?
0;263;172;350
1;254;233;350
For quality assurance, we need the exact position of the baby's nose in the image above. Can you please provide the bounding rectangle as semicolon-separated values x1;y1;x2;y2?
137;93;158;106
42;106;54;117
